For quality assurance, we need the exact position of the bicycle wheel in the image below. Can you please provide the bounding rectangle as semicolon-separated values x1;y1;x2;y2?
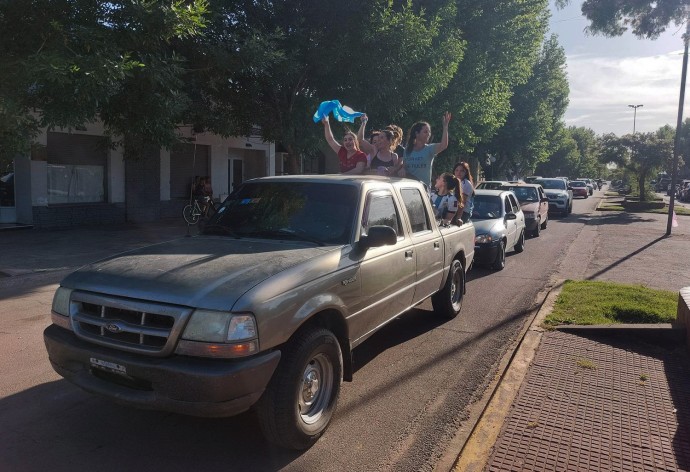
183;204;199;225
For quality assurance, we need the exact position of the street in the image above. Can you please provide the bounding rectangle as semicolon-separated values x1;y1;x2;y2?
1;193;603;472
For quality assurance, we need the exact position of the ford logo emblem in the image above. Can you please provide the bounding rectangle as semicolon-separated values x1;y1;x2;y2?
105;323;122;333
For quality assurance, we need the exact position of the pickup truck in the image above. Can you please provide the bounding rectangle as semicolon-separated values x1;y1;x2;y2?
44;175;475;449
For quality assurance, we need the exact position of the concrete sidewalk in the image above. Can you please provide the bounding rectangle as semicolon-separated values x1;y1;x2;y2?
456;208;690;471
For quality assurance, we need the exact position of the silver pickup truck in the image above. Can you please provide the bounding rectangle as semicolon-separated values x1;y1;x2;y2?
44;175;475;449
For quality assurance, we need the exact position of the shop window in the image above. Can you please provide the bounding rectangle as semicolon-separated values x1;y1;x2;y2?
47;132;108;204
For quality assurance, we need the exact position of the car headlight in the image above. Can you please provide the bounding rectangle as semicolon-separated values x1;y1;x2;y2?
51;287;73;330
475;234;493;244
177;310;258;358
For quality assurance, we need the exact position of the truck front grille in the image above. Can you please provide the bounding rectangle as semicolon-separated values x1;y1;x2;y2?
70;291;193;357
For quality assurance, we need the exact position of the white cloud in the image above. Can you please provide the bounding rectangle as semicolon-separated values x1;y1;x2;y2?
564;50;688;135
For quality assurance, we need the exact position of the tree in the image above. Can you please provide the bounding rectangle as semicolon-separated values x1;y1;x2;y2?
0;0;211;163
555;0;688;39
483;34;570;177
598;131;673;200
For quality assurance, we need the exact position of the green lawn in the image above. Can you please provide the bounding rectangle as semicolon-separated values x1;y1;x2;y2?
543;280;678;328
597;202;690;216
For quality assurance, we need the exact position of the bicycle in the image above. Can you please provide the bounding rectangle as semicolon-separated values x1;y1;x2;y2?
183;196;219;225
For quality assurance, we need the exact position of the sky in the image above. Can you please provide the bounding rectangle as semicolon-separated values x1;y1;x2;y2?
548;0;688;136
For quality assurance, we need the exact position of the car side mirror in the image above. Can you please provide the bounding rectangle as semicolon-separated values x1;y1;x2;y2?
359;225;397;248
505;213;517;220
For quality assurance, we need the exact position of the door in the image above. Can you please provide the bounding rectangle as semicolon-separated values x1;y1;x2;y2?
353;190;416;339
228;158;244;194
504;195;517;247
400;187;444;304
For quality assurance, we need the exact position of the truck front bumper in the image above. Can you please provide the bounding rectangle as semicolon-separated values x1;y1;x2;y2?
474;240;501;264
44;324;281;417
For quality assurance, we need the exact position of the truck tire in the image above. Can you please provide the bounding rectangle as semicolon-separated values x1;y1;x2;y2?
514;230;525;253
257;328;343;450
492;240;506;270
432;259;465;319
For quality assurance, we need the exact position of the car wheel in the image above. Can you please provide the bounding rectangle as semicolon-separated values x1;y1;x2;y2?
257;328;343;450
492;240;506;270
567;201;573;214
514;230;525;253
585;194;588;199
432;259;465;319
541;215;548;230
533;219;541;237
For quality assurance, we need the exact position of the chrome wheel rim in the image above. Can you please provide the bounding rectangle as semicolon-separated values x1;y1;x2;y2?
450;266;462;309
299;353;334;425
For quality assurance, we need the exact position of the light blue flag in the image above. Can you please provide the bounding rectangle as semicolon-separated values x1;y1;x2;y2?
313;100;364;123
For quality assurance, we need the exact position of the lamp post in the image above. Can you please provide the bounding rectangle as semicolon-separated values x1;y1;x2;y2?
628;104;643;134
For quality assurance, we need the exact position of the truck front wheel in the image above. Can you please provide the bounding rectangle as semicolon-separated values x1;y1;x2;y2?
432;259;465;319
257;328;343;450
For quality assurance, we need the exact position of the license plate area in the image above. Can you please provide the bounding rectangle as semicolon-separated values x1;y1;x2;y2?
90;357;127;376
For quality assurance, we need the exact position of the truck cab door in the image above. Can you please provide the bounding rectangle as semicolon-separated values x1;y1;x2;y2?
350;190;416;340
399;187;444;304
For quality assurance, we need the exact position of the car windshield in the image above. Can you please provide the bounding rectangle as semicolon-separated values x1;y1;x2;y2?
477;182;505;190
571;181;586;187
203;181;358;245
505;186;538;202
536;179;566;190
472;195;503;220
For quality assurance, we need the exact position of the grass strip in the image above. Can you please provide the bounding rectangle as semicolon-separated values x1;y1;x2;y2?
543;280;678;328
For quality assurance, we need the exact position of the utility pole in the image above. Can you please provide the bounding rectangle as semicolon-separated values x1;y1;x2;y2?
628;104;643;134
667;19;690;236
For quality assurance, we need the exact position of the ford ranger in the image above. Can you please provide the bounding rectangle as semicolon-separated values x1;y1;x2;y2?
44;175;475;449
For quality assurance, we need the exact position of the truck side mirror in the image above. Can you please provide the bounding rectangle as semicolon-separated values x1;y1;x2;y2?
359;225;397;248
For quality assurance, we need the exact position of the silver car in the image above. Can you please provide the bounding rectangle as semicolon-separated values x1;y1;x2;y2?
472;189;527;270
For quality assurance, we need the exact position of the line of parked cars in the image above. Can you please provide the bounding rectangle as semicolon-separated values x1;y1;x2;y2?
470;176;600;271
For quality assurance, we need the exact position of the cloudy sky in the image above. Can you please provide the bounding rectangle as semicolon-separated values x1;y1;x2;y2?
549;0;688;136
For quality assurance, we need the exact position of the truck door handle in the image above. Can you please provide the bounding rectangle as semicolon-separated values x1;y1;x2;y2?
405;250;414;258
434;241;440;249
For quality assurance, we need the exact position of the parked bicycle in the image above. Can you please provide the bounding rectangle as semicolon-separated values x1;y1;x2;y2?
183;196;219;225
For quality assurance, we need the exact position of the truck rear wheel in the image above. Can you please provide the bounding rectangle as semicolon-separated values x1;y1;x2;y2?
432;259;465;319
257;328;343;450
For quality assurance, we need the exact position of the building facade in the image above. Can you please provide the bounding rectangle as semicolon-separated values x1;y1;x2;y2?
0;123;287;228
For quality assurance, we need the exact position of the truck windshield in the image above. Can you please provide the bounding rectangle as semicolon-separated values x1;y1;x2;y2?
204;182;358;245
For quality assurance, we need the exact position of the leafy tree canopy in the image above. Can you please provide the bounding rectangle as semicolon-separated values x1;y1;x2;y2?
556;0;688;39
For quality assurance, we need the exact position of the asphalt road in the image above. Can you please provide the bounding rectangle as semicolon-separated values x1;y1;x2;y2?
0;192;603;472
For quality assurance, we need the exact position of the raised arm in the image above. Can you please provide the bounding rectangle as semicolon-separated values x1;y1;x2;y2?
356;115;376;156
322;117;341;154
435;111;452;154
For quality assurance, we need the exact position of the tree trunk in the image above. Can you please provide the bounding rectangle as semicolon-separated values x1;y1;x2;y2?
638;174;647;202
285;144;301;175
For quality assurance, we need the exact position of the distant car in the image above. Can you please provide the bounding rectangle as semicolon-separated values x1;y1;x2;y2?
524;176;542;183
577;178;594;195
501;183;549;237
570;180;589;198
476;180;511;190
472;189;526;270
655;178;671;192
535;178;573;215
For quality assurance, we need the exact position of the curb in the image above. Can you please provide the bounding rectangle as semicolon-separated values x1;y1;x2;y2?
448;283;564;472
555;323;687;345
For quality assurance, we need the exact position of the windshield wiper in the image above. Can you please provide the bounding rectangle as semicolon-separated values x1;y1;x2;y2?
252;229;325;246
202;224;241;239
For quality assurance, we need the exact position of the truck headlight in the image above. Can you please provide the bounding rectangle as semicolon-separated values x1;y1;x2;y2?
177;310;258;358
51;287;73;330
475;234;493;244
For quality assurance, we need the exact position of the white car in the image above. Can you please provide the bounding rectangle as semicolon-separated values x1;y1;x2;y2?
472;189;527;270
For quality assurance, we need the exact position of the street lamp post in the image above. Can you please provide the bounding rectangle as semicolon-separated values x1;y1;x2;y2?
628;104;643;134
